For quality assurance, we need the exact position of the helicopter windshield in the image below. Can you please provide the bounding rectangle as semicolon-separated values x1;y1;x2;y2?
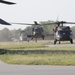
58;30;72;36
33;27;43;33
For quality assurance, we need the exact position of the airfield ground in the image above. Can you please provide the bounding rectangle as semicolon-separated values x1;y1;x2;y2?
0;40;75;65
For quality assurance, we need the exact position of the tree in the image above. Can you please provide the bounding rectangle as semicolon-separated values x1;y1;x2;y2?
71;26;75;39
0;28;12;41
11;28;21;39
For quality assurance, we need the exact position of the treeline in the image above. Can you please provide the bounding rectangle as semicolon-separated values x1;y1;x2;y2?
0;20;75;42
0;20;55;42
71;26;75;38
0;28;21;42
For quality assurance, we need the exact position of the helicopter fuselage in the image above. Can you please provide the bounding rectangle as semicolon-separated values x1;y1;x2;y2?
32;27;45;40
54;26;73;44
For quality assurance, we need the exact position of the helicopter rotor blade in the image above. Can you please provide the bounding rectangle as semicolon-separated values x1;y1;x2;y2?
10;21;75;26
0;18;11;25
0;0;16;5
65;22;75;24
11;22;38;25
46;21;75;25
11;21;40;25
11;22;57;26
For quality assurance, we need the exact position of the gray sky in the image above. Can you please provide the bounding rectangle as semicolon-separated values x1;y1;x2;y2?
0;0;75;30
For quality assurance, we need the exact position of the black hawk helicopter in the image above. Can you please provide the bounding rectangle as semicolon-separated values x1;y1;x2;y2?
1;18;75;44
0;0;16;5
47;21;75;44
11;21;45;42
11;20;75;43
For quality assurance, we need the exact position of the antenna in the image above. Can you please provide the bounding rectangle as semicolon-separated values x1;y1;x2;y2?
56;15;59;22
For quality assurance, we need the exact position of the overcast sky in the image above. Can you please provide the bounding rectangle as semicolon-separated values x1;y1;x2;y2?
0;0;75;30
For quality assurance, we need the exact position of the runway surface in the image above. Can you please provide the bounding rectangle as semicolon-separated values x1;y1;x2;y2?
0;61;75;75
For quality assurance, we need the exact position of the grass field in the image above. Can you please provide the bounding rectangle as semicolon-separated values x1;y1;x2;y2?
0;40;75;65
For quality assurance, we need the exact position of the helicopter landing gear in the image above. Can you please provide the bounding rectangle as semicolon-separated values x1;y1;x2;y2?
54;40;60;45
59;41;60;44
54;39;57;45
70;39;73;44
42;35;45;40
54;36;61;44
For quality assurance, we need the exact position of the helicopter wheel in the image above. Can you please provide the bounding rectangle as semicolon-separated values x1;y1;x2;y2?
70;39;73;44
54;39;57;45
42;36;44;40
59;41;60;44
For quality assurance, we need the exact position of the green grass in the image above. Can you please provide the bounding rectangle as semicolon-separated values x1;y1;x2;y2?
0;40;75;65
0;40;48;49
1;54;75;65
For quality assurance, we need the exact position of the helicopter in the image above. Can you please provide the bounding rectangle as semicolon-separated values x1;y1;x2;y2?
11;20;75;43
48;21;75;44
1;18;75;44
12;21;45;42
0;0;16;5
31;21;45;41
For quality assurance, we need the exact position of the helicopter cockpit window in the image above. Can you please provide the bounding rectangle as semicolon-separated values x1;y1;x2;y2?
34;28;38;32
58;30;71;35
33;27;43;33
